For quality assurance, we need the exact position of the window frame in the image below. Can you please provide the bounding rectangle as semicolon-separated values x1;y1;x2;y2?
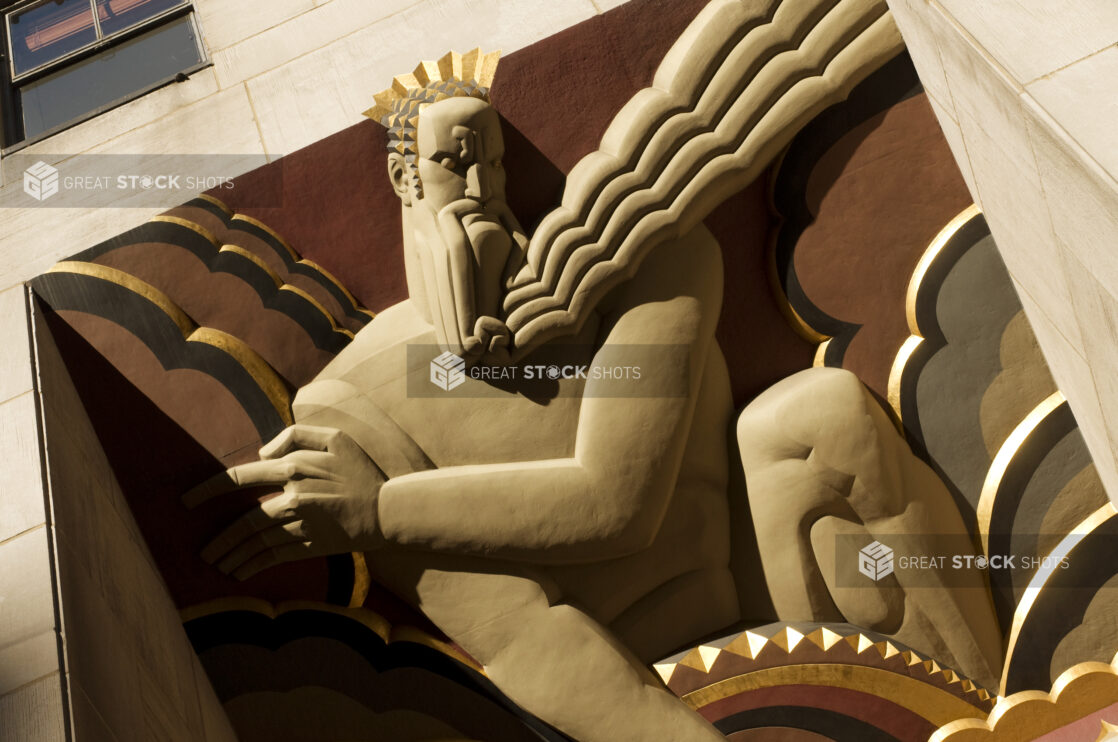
0;0;209;152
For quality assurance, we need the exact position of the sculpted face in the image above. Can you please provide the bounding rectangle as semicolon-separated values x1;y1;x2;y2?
388;96;525;361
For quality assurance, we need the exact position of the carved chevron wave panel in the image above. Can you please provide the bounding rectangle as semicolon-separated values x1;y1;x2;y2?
502;0;905;354
183;602;571;742
1000;504;1118;696
32;262;293;440
67;195;373;362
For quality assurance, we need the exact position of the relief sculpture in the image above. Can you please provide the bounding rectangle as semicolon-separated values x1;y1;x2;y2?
178;2;1006;739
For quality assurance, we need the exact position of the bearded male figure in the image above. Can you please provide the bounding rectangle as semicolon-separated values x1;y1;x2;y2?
194;79;739;742
189;5;1005;738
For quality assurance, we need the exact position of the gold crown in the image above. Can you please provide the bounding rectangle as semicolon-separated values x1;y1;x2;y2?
364;49;500;165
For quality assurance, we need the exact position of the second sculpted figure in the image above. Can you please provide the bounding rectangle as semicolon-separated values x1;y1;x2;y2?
189;4;1003;739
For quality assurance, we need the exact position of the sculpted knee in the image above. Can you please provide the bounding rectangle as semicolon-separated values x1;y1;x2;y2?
737;366;908;517
737;367;877;466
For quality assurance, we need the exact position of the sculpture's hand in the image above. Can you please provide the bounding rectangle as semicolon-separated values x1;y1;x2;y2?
183;425;386;580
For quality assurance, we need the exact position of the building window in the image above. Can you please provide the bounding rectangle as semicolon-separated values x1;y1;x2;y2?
1;0;206;147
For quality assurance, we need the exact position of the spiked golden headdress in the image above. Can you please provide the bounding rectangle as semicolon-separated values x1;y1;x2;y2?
363;49;500;173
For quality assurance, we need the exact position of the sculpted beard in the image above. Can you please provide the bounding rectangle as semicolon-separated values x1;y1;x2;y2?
428;197;526;364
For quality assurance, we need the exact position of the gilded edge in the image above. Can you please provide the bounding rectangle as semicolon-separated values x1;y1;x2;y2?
47;261;293;426
655;626;993;708
151;214;221;246
999;502;1118;696
154;213;374;328
682;663;988;727
886;204;982;423
195;191;234;216
975;391;1066;556
349;551;371;607
932;650;1118;741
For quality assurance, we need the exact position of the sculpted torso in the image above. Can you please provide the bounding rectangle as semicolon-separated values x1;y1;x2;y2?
293;225;738;663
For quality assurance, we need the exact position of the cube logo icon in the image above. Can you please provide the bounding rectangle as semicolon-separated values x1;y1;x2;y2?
24;161;60;201
430;351;466;391
858;541;894;581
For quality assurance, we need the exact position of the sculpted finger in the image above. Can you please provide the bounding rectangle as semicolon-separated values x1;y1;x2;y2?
182;470;240;509
183;460;298;510
259;424;344;459
216;521;305;576
200;496;297;564
231;541;316;581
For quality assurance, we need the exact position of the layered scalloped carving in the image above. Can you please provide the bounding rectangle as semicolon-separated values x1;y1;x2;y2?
932;652;1118;742
501;0;905;356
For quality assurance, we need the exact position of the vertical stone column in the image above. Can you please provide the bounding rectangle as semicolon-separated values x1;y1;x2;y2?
0;286;68;741
0;285;238;740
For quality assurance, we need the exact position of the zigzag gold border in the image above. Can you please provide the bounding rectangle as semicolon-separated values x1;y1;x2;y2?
933;650;1118;741
656;626;993;706
1000;502;1118;696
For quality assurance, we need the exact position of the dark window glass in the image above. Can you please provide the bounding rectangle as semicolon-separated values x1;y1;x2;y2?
8;0;97;75
95;0;186;37
19;13;202;138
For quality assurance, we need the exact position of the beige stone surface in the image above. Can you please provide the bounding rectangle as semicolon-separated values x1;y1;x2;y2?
0;528;57;659
1055;252;1118;481
923;95;979;208
0;208;157;294
0;631;58;697
1028;45;1118;184
907;17;1084;354
211;0;421;87
84;84;264;157
0;672;66;742
0;85;263;290
245;0;598;156
0;287;33;403
0;392;45;548
195;0;316;52
883;0;953;106
1025;100;1118;304
1012;277;1118;497
932;0;1118;84
593;0;637;11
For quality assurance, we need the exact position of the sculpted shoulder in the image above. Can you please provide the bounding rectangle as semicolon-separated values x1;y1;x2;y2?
313;299;434;383
595;224;724;341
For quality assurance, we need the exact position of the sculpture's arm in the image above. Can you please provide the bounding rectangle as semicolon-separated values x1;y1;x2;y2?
378;230;723;564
